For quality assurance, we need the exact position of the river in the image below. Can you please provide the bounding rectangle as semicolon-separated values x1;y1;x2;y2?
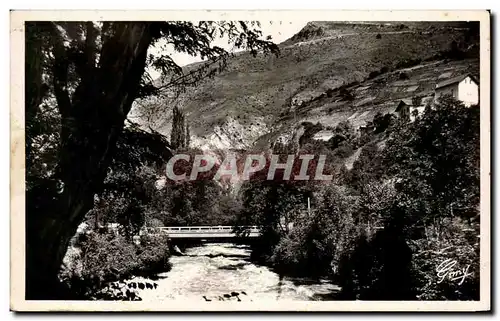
129;242;340;302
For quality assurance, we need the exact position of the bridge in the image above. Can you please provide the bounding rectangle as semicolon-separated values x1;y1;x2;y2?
142;225;260;239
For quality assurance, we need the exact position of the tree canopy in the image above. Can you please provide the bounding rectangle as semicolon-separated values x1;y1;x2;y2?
25;20;279;299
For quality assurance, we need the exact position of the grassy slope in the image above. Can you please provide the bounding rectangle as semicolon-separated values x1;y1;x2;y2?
135;21;479;150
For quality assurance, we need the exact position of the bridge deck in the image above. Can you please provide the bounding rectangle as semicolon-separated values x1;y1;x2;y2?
143;226;260;239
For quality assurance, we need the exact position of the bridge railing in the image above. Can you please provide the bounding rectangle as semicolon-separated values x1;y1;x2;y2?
144;226;260;234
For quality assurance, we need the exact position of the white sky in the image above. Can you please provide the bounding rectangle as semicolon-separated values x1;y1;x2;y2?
147;21;308;79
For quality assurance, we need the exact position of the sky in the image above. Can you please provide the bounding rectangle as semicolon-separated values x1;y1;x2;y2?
147;21;308;79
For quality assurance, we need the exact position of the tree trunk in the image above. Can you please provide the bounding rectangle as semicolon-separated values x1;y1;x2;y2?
25;22;47;170
26;197;91;299
26;23;153;299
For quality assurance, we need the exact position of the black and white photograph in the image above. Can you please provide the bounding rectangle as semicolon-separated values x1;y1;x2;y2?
10;10;490;311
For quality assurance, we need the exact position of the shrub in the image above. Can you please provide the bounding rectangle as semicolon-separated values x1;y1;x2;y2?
80;232;138;281
347;144;385;191
60;229;171;299
299;122;324;146
135;234;171;276
399;72;409;80
411;217;479;300
327;120;356;151
339;87;355;101
412;96;422;107
356;181;396;226
338;97;480;301
395;58;422;70
368;70;380;79
60;231;137;298
337;225;416;300
373;112;395;133
272;219;325;276
271;184;358;277
333;141;355;158
338;211;479;300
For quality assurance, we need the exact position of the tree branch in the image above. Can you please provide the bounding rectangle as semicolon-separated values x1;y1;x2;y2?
157;54;228;92
85;22;96;71
48;23;72;117
25;22;46;118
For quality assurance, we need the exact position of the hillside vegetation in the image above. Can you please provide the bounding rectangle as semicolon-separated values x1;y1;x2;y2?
131;21;479;151
236;96;480;300
121;21;481;301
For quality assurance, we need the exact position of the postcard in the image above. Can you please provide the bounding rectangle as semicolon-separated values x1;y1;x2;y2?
10;9;490;312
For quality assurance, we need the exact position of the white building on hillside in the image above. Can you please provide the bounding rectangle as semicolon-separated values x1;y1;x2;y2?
312;130;335;141
435;74;479;107
394;96;434;122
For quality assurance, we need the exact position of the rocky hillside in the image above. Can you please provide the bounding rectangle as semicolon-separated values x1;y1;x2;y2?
129;21;479;151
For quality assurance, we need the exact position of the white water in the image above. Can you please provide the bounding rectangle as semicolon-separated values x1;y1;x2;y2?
130;243;340;302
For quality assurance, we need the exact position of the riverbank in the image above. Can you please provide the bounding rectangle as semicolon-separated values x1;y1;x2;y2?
129;243;340;302
59;228;172;300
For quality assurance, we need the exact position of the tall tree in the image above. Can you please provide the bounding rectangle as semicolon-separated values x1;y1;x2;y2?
170;105;186;150
25;21;278;299
384;96;480;228
185;123;191;148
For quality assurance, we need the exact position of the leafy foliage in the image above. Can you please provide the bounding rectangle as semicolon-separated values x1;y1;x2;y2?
338;96;480;300
238;96;480;301
385;96;480;227
298;122;323;147
372;112;396;133
327;120;356;151
272;185;358;277
60;230;170;300
346;143;386;191
25;19;481;302
236;167;316;262
25;20;279;299
410;217;479;300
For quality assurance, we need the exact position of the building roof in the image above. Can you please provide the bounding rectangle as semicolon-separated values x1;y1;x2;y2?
436;74;479;90
394;99;413;112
